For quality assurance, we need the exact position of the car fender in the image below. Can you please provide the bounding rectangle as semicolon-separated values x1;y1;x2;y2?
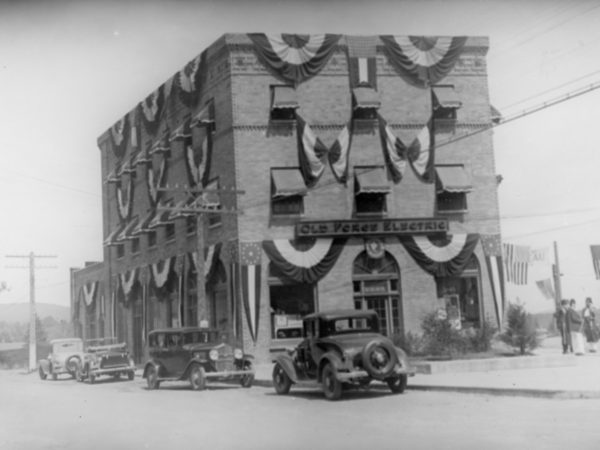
38;359;50;373
182;359;209;379
317;353;344;382
142;361;160;379
273;354;299;383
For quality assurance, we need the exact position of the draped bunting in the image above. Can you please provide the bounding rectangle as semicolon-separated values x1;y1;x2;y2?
119;268;138;302
146;154;167;207
328;122;352;184
248;33;341;85
116;175;134;222
380;35;467;88
174;52;207;107
185;125;212;187
408;117;435;183
378;115;407;183
138;86;165;136
400;234;480;277
110;115;130;159
263;238;347;284
82;281;97;307
190;242;222;281
151;257;174;290
297;115;328;187
240;242;261;344
481;234;506;328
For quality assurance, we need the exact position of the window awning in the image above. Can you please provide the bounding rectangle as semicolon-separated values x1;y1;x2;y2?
271;86;299;110
436;165;472;193
355;167;390;194
432;86;462;109
271;169;307;198
103;224;125;247
116;217;139;242
105;170;119;184
199;180;221;209
191;102;215;127
352;87;380;110
131;211;156;235
149;206;174;228
170;117;192;142
132;150;151;166
169;196;199;219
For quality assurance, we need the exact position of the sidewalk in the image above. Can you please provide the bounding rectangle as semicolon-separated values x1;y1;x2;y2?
253;337;600;399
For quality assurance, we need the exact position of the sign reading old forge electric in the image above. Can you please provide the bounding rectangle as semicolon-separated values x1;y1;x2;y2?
295;218;449;238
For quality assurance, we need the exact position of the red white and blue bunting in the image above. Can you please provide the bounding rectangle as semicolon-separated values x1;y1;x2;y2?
380;35;467;88
116;176;134;222
297;115;328;187
328;121;353;184
174;52;207;107
378;115;408;183
240;242;261;344
399;234;480;277
185;126;212;187
248;33;341;85
407;118;435;183
82;281;98;308
190;242;222;281
262;238;347;284
151;257;174;290
138;86;165;136
110;115;130;159
146;154;167;207
119;268;138;303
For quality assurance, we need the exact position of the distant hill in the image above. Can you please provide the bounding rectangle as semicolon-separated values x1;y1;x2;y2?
0;303;70;324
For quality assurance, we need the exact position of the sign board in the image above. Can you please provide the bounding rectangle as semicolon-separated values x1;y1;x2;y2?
295;218;448;238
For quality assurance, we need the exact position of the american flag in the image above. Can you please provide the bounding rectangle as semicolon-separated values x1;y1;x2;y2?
502;242;530;285
482;235;505;328
240;242;262;343
590;245;600;280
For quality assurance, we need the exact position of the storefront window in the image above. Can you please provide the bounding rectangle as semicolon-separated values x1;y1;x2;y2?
269;264;315;339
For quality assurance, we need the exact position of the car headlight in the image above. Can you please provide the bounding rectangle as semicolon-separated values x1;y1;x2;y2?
233;348;243;360
209;349;219;361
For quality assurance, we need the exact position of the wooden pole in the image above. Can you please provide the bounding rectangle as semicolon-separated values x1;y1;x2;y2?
553;241;563;307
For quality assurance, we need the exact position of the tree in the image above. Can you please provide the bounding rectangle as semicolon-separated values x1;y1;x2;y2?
499;302;542;355
22;314;48;343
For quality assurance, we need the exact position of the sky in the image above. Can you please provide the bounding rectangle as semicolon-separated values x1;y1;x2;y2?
1;0;600;314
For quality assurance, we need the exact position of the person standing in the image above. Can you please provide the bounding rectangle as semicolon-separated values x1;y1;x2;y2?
582;297;599;353
554;299;571;354
568;299;585;355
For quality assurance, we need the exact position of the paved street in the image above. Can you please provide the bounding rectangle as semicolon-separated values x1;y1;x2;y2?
2;369;600;450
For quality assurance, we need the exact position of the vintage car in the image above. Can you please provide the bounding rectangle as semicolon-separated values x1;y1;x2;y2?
142;327;255;390
76;337;136;384
272;309;415;400
38;338;84;380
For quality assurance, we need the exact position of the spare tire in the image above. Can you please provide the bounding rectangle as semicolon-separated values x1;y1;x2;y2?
66;357;80;377
361;339;397;379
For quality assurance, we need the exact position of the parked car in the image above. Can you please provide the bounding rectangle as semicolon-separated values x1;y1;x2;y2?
38;338;84;380
272;309;415;400
76;337;136;384
142;327;255;390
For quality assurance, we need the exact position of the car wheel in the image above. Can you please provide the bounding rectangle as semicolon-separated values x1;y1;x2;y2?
189;364;206;391
272;363;291;395
321;364;342;401
146;365;160;390
66;357;80;378
362;340;397;379
128;371;135;381
240;361;254;388
38;366;47;380
387;374;407;394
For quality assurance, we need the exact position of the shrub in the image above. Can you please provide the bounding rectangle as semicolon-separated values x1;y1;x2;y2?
499;302;542;355
468;317;497;353
420;311;469;357
392;331;424;356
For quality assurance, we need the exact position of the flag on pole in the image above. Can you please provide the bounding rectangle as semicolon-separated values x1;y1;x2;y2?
502;242;530;285
481;235;505;328
240;242;262;344
536;279;555;300
529;247;550;264
591;245;600;280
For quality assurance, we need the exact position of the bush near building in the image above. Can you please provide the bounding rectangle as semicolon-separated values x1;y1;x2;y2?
499;302;542;355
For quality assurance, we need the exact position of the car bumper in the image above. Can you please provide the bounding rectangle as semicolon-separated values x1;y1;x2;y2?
89;366;136;376
336;365;416;382
204;369;254;379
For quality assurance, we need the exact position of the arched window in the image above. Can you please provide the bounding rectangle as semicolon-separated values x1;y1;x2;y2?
352;251;402;336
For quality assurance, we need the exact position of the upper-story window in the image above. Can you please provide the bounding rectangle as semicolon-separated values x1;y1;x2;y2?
271;168;307;217
432;85;462;121
270;85;298;122
352;86;380;121
435;165;472;214
354;166;389;216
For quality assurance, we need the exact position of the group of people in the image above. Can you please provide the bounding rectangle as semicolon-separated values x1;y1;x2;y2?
555;297;600;355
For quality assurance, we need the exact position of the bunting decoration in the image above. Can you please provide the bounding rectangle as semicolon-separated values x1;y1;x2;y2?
116;175;134;222
408;117;435;183
138;86;165;136
82;281;98;307
190;242;223;281
346;35;378;88
481;234;506;328
151;257;174;290
590;245;600;280
110;115;130;159
240;242;261;344
185;125;212;187
379;35;467;88
229;261;240;340
119;268;139;303
536;279;555;301
400;234;480;277
328;122;352;184
248;33;341;85
262;238;347;284
529;247;550;264
502;242;530;285
146;153;168;207
297;115;328;187
378;115;408;183
174;52;207;107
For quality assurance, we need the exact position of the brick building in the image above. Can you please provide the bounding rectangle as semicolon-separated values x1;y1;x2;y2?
71;33;505;363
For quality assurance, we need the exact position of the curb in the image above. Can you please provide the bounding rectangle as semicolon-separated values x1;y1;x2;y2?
407;384;600;399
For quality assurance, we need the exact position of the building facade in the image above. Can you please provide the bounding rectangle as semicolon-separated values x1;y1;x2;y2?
71;34;505;363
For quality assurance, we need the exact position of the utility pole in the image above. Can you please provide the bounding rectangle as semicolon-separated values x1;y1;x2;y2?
6;252;57;372
552;241;563;308
158;184;243;327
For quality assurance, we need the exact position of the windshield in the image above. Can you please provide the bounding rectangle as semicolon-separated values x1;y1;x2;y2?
321;316;378;337
53;341;83;353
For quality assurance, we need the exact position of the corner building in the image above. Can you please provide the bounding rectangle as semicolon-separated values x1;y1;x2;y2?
71;34;505;364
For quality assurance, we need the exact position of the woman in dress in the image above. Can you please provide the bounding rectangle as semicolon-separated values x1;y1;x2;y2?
568;299;585;355
582;297;599;353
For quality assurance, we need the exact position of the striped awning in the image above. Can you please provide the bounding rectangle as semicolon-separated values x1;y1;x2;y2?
432;85;462;109
271;86;298;110
436;165;472;193
170;117;192;141
352;87;380;110
272;169;307;198
116;217;140;242
131;211;156;235
355;167;390;194
103;224;126;246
